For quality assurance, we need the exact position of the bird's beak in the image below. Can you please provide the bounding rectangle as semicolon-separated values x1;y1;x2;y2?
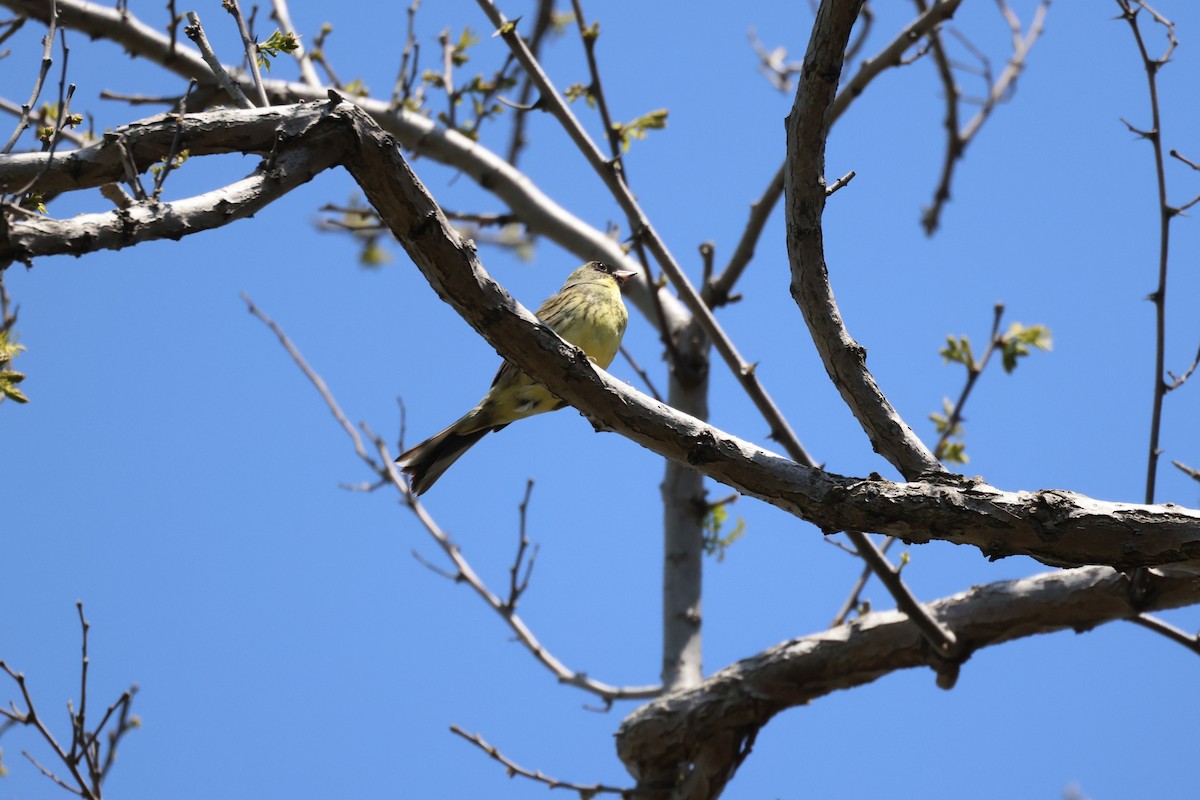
613;269;637;286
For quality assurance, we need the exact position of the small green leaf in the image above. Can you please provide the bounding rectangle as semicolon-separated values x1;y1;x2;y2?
939;334;974;368
342;78;369;97
0;372;29;403
0;329;25;364
359;240;392;268
939;441;968;465
613;108;668;152
703;502;746;562
564;83;594;106
998;322;1052;373
256;29;301;71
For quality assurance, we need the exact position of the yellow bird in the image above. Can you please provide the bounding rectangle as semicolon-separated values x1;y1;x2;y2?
397;261;635;494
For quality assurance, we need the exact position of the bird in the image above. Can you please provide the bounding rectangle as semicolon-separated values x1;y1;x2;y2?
396;260;636;495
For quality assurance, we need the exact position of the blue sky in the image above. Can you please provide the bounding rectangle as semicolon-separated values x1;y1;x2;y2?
3;1;1200;798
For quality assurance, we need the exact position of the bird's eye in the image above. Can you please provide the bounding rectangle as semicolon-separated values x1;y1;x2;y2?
595;262;613;274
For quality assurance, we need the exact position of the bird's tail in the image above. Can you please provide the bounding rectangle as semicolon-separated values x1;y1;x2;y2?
395;421;506;495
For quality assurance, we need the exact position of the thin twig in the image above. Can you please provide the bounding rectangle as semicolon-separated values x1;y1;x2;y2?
506;479;539;609
184;12;254;109
712;0;969;322
1130;613;1200;655
618;344;663;402
831;535;897;626
478;0;817;468
391;0;423;109
921;0;1050;234
244;295;660;702
825;169;856;197
449;725;631;795
569;0;623;163
224;0;270;106
0;603;137;799
503;0;552;165
269;0;321;88
151;79;196;198
242;293;379;470
1116;0;1177;505
933;303;1005;460
12;27;76;200
1;0;55;155
1165;339;1200;390
1172;461;1200;482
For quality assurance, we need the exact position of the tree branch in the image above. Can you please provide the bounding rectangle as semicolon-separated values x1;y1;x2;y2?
616;565;1200;795
0;0;690;332
785;0;942;479
5;101;1200;576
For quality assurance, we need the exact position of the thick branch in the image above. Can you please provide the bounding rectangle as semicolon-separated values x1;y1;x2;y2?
615;565;1200;794
784;0;942;479
0;0;689;334
4;101;1199;575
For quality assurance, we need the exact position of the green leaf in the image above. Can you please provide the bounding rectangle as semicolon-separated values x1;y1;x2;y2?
928;398;963;438
359;240;392;268
703;502;746;562
0;329;24;363
939;334;974;368
613;108;668;152
998;322;1052;373
938;441;968;465
256;29;301;71
564;83;594;106
451;27;479;65
342;78;369;97
0;372;29;403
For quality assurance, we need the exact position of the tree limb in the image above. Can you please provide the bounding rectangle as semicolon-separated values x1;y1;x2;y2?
784;0;942;479
4;101;1199;575
615;565;1200;796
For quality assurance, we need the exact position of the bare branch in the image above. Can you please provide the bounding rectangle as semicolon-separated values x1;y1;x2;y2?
1173;461;1200;483
0;0;690;333
505;479;539;610
184;12;254;109
618;565;1200;795
242;278;659;702
785;0;941;479
1;0;55;155
831;534;896;626
1130;613;1200;655
242;293;380;473
449;725;631;795
0;603;137;799
922;0;1050;234
223;0;270;107
1116;0;1180;504
711;0;972;318
5;103;1199;575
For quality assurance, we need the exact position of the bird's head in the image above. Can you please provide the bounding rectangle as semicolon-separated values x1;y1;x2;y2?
578;260;637;287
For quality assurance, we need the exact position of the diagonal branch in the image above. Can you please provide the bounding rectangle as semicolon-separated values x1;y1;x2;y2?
615;565;1200;794
476;0;816;467
0;0;689;333
4;101;1200;576
785;0;942;480
241;288;660;702
921;0;1050;235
